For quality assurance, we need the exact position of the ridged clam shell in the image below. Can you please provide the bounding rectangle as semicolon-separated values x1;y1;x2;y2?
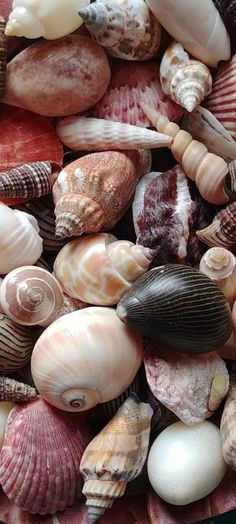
0;16;6;100
0;398;92;514
196;202;236;248
0;376;37;402
0;314;36;373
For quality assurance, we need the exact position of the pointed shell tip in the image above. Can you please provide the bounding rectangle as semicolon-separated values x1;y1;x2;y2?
116;303;127;322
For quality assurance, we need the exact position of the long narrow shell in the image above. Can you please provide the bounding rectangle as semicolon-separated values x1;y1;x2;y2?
80;394;153;523
0;16;6;100
196;202;236;248
0;398;92;514
53;233;154;305
56;117;172;152
160;42;212;112
0;161;59;201
0;266;64;327
0;377;37;402
220;364;236;470
79;0;161;61
199;248;236;305
0;314;36;373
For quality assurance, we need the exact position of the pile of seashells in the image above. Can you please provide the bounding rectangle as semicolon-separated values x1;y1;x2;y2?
1;0;236;523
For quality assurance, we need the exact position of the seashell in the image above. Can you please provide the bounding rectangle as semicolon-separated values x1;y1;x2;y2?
205;54;236;140
0;397;92;514
80;394;153;523
217;333;236;360
182;106;236;162
0;16;6;100
142;103;230;205
132;166;215;266
49;293;89;323
0;402;15;450
78;0;161;61
31;307;143;412
0;203;43;274
160;42;212;112
3;35;111;117
144;344;229;425
0;314;36;373
53;233;154;306
92;61;184;127
5;0;90;39
199;247;236;305
145;0;231;67
0;377;37;402
213;0;236;29
147;421;227;505
116;264;233;353
196;202;236;248
0;266;64;327
0;161;60;202
52;150;151;239
220;363;236;470
56;116;173;152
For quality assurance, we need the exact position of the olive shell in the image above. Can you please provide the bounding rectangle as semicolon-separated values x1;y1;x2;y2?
116;264;232;353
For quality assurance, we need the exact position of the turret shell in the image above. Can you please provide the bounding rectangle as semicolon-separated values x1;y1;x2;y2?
199;247;236;305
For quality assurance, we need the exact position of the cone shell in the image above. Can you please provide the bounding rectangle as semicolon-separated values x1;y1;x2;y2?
116;264;233;353
79;0;161;61
220;365;236;470
53;233;154;305
92;61;184;127
3;35;111;117
80;394;153;522
0;314;36;373
0;398;92;514
199;247;236;305
0;377;37;402
160;42;212;112
0;16;6;100
196;202;236;248
205;54;236;140
52;150;151;239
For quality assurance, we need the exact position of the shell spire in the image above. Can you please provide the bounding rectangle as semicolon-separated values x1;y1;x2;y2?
0;376;37;402
0;161;60;201
0;16;7;100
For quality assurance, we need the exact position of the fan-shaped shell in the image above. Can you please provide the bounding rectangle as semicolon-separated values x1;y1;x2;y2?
116;264;233;353
0;314;36;373
31;307;143;412
0;398;92;514
199;247;236;305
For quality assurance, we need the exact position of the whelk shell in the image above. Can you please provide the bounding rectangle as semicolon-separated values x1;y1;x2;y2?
199;247;236;305
0;314;36;374
0;16;6;100
196;202;236;248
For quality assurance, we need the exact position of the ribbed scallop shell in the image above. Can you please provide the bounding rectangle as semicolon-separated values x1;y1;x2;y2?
116;264;233;353
199;247;236;305
0;16;6;100
0;398;92;514
0;314;36;373
196;202;236;248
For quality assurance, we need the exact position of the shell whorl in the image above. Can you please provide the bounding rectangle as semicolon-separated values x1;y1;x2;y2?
199;247;236;305
196;202;236;248
0;266;64;327
0;161;58;200
79;1;125;47
0;16;6;100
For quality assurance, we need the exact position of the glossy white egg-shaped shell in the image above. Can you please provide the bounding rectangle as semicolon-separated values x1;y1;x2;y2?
147;421;227;505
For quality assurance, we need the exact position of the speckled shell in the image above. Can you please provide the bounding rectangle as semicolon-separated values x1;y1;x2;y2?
0;16;6;100
53;233;153;305
31;307;143;412
220;364;236;470
0;314;36;373
3;35;111;117
0;376;37;402
0;161;59;201
160;42;212;112
80;394;153;523
0;398;92;514
196;202;236;248
52;150;151;239
116;264;233;353
79;0;161;61
199;247;236;305
0;203;43;274
5;0;89;39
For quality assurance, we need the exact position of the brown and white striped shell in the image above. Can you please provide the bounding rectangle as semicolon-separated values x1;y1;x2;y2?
196;202;236;248
0;161;59;201
0;314;37;373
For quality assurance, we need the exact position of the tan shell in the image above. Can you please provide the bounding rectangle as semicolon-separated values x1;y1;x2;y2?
80;394;153;522
160;42;212;112
52;150;151;239
199;248;236;305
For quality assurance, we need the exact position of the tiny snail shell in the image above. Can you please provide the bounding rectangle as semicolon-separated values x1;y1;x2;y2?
31;307;143;412
53;233;154;305
116;264;233;354
0;266;64;327
199;247;236;305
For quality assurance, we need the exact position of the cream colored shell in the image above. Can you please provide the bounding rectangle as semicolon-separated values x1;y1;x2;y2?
5;0;90;39
160;42;212;112
199;248;236;306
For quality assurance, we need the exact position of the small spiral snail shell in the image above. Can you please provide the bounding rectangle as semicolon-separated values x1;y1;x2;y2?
0;266;64;327
199;248;236;305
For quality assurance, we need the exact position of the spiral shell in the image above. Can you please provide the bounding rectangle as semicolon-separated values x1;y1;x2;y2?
0;16;6;100
196;202;236;248
199;247;236;305
220;364;236;470
0;377;37;402
0;314;36;373
0;266;64;327
0;161;59;201
117;264;233;353
80;394;153;523
160;42;212;112
53;233;154;306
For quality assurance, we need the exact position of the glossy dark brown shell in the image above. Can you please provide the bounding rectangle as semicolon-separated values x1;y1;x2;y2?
117;264;232;353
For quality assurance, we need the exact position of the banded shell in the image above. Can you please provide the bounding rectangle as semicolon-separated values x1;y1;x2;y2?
79;0;161;61
144;344;229;425
0;161;59;202
0;314;36;373
0;377;37;402
220;364;236;470
199;247;236;305
80;394;153;523
92;61;184;127
53;233;154;306
31;307;143;412
116;264;233;353
160;42;212;112
56;117;172;152
0;398;92;514
205;54;236;140
53;150;151;239
0;266;64;327
196;202;236;248
5;0;89;39
3;35;111;117
0;16;6;100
